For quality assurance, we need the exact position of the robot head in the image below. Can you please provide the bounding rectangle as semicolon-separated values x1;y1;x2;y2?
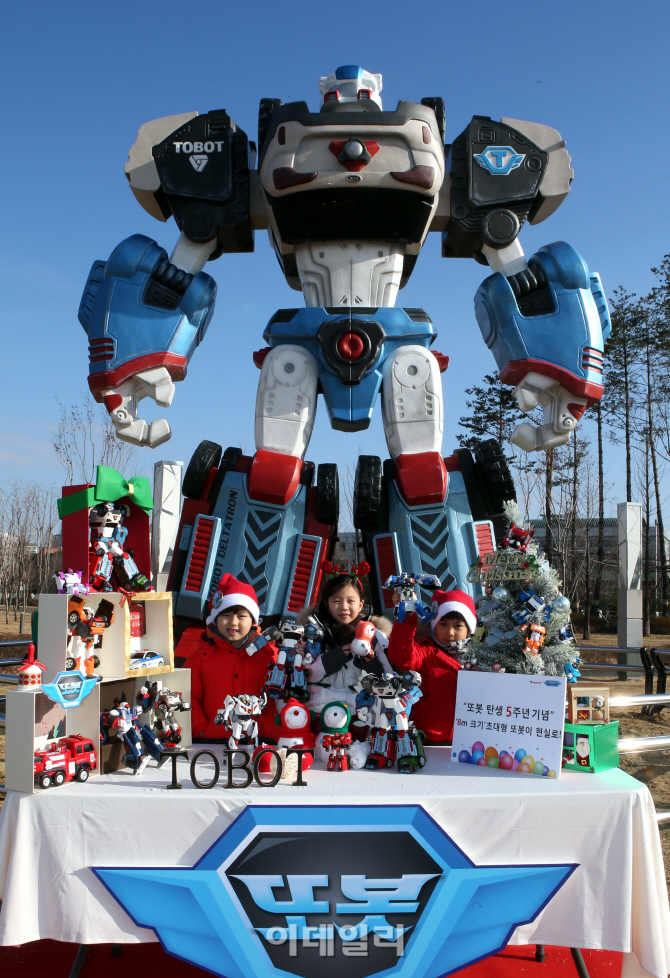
319;65;382;109
89;501;129;528
373;672;402;697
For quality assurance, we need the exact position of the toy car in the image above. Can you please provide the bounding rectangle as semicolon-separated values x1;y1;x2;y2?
128;651;165;670
33;734;98;788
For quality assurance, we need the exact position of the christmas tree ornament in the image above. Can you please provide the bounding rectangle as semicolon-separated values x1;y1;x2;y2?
491;587;508;603
553;595;571;614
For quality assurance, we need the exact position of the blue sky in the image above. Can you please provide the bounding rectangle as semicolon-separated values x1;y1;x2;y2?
2;0;668;516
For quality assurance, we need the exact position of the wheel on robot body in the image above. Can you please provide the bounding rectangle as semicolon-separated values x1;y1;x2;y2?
65;657;76;671
182;440;223;500
417;755;426;768
316;464;339;526
385;757;394;769
54;771;66;786
473;439;517;543
68;611;81;628
353;456;382;532
92;655;100;668
207;447;243;506
76;766;90;782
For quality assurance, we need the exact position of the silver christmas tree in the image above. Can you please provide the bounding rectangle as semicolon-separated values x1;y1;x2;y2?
463;502;576;676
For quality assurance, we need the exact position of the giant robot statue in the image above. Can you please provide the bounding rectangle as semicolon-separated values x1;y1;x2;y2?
79;66;610;621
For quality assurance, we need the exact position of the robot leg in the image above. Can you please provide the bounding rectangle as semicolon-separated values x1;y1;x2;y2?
172;348;338;624
360;347;497;613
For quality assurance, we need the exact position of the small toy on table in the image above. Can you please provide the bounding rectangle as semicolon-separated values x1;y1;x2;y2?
383;573;441;623
562;722;619;773
136;681;191;749
100;696;163;774
356;670;426;773
214;692;267;750
272;697;315;770
264;619;315;702
34;734;98;789
320;701;352;771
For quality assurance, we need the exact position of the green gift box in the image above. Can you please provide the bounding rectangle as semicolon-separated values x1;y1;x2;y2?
562;721;619;773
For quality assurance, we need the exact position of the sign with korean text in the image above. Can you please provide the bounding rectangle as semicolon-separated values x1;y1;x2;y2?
452;672;566;779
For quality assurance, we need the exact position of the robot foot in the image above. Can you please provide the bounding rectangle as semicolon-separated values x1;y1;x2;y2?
357;444;517;615
171;444;339;624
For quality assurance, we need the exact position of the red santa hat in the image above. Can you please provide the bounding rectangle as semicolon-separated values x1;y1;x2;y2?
430;589;477;635
206;573;260;626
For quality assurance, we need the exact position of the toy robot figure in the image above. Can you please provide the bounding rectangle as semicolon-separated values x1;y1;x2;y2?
89;502;151;593
565;653;582;684
101;696;163;774
356;670;426;773
501;523;534;552
136;682;191;749
522;621;546;657
80;65;610;620
512;588;552;626
214;692;267;749
66;596;114;678
264;620;315;701
384;573;441;622
54;568;90;597
321;701;353;772
303;618;324;660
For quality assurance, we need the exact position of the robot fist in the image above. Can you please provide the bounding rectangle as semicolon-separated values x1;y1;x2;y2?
79;235;217;449
510;372;588;452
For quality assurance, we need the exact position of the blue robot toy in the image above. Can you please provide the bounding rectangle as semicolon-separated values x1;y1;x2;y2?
100;696;163;775
79;65;610;624
356;670;426;773
384;572;441;622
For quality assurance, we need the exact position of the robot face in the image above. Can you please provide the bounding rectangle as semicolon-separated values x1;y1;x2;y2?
323;704;348;730
318;65;383;108
90;502;127;527
374;673;400;697
284;704;309;729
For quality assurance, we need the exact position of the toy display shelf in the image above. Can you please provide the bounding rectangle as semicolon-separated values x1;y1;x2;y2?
100;669;192;774
4;685;100;795
3;668;192;793
38;592;174;681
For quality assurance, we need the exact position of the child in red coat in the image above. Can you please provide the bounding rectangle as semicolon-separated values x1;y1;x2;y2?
387;589;476;743
184;574;278;742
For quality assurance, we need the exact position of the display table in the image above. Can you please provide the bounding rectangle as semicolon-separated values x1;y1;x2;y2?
0;747;668;978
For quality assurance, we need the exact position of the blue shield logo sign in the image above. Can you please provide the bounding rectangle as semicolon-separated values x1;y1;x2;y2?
474;146;525;175
41;670;98;709
93;805;575;978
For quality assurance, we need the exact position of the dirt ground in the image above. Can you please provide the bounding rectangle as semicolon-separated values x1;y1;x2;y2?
2;636;670;894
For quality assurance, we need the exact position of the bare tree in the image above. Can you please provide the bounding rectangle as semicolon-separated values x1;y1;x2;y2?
53;393;136;486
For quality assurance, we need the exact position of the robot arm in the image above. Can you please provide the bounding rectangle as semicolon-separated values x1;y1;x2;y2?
81;109;258;447
441;116;610;452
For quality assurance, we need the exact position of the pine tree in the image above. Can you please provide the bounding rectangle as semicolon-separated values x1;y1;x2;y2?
464;502;576;676
457;373;526;451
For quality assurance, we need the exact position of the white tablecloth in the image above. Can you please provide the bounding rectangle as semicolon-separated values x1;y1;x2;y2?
1;748;669;978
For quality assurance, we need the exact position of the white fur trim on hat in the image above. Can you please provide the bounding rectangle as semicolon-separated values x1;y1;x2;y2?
431;592;477;635
206;590;259;626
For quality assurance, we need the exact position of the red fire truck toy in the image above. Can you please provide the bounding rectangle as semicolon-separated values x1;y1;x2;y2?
33;734;98;788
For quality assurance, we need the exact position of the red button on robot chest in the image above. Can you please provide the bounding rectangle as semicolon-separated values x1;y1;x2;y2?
337;332;365;360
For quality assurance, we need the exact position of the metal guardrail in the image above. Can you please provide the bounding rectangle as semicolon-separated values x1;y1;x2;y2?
0;639;31;649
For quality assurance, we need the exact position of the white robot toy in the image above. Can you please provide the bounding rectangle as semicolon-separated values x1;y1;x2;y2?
214;692;267;750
